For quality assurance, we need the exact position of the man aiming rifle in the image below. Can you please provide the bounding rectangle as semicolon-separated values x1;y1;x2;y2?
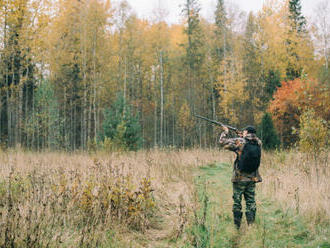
219;125;262;229
194;114;262;229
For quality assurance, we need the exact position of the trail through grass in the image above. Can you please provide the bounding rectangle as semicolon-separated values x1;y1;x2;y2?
183;163;330;248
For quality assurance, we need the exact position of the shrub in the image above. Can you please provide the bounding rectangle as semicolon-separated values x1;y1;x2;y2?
298;109;328;157
269;78;329;147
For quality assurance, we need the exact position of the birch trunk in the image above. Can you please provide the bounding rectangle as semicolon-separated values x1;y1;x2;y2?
159;51;164;147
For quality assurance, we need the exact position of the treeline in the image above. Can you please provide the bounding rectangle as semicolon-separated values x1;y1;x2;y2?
0;0;328;150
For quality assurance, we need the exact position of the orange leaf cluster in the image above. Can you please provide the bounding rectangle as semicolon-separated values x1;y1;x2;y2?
269;78;329;145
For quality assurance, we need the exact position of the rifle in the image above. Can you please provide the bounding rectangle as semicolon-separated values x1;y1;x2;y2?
194;114;239;133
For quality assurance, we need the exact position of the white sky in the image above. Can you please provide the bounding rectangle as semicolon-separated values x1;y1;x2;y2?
124;0;324;25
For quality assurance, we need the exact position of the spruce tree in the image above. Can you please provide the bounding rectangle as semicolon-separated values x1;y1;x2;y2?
286;0;307;80
257;113;280;150
262;69;281;102
182;0;206;144
288;0;306;33
214;0;228;62
101;94;142;151
242;12;262;124
182;0;204;71
27;81;60;150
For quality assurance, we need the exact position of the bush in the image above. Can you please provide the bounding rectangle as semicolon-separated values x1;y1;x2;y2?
298;109;328;157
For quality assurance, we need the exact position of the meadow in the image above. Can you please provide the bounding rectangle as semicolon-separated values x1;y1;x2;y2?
0;148;328;247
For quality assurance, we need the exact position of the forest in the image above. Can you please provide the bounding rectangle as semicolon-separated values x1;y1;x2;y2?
0;0;329;247
0;0;329;151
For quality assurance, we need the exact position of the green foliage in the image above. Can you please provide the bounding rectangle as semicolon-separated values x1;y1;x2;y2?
242;12;263;123
263;70;281;102
298;109;328;156
26;80;61;149
258;113;280;150
101;94;142;151
214;0;228;62
286;0;307;80
0;0;327;150
183;0;205;70
185;180;210;248
288;0;306;33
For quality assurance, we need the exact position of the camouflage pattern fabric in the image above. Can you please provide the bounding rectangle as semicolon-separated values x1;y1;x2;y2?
219;130;262;183
232;181;256;213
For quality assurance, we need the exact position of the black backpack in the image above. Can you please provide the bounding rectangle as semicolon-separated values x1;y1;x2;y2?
238;140;261;173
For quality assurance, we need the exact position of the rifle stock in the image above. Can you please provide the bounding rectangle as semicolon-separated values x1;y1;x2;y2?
194;114;239;132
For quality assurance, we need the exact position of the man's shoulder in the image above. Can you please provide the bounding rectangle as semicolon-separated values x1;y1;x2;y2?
244;134;262;147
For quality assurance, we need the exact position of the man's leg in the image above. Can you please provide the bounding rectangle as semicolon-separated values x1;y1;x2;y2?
243;182;256;225
232;182;245;229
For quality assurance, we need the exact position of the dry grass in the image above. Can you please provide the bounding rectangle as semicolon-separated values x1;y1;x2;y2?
0;148;328;247
259;150;330;225
0;148;223;247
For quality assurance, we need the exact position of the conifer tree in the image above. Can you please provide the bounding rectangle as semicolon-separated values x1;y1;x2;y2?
182;0;204;107
214;0;228;63
258;112;280;150
288;0;306;33
262;70;281;103
242;12;261;124
286;0;307;80
102;94;142;151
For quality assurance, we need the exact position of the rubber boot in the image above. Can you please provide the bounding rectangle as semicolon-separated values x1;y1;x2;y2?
245;211;255;225
233;211;243;229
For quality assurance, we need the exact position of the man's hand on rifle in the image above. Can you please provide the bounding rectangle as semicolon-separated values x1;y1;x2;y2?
222;125;229;133
236;130;243;137
222;125;243;137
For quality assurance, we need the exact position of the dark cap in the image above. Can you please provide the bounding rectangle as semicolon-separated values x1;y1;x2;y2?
243;125;256;134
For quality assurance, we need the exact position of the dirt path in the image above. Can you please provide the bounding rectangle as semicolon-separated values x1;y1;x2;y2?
144;181;191;248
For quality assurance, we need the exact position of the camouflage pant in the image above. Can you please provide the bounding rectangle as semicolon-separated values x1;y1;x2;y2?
232;182;256;213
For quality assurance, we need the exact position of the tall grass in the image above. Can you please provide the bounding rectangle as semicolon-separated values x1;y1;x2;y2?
0;148;328;247
184;150;329;248
0;149;222;247
260;150;329;225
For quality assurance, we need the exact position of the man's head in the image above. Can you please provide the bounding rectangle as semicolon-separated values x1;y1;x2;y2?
242;126;256;137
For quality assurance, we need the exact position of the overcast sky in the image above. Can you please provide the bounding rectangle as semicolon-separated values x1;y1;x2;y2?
124;0;323;25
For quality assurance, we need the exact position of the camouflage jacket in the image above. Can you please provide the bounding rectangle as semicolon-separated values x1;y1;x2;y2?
219;131;262;183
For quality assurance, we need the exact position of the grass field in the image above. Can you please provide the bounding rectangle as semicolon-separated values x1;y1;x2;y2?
0;149;329;247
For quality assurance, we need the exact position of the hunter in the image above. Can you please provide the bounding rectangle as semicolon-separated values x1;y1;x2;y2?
219;125;262;229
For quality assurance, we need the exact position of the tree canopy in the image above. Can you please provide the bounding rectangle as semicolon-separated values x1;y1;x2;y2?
0;0;328;150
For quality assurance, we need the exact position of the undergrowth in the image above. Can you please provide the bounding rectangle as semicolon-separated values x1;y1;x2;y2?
0;160;155;247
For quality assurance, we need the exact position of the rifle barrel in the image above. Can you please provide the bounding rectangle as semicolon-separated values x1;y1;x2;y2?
194;114;238;132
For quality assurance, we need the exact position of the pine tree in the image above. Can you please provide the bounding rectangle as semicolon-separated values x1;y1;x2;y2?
288;0;306;33
286;0;307;80
214;0;228;63
182;0;204;105
262;69;281;103
101;94;142;151
242;12;262;124
181;0;206;146
27;81;60;150
183;0;204;71
258;112;280;150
